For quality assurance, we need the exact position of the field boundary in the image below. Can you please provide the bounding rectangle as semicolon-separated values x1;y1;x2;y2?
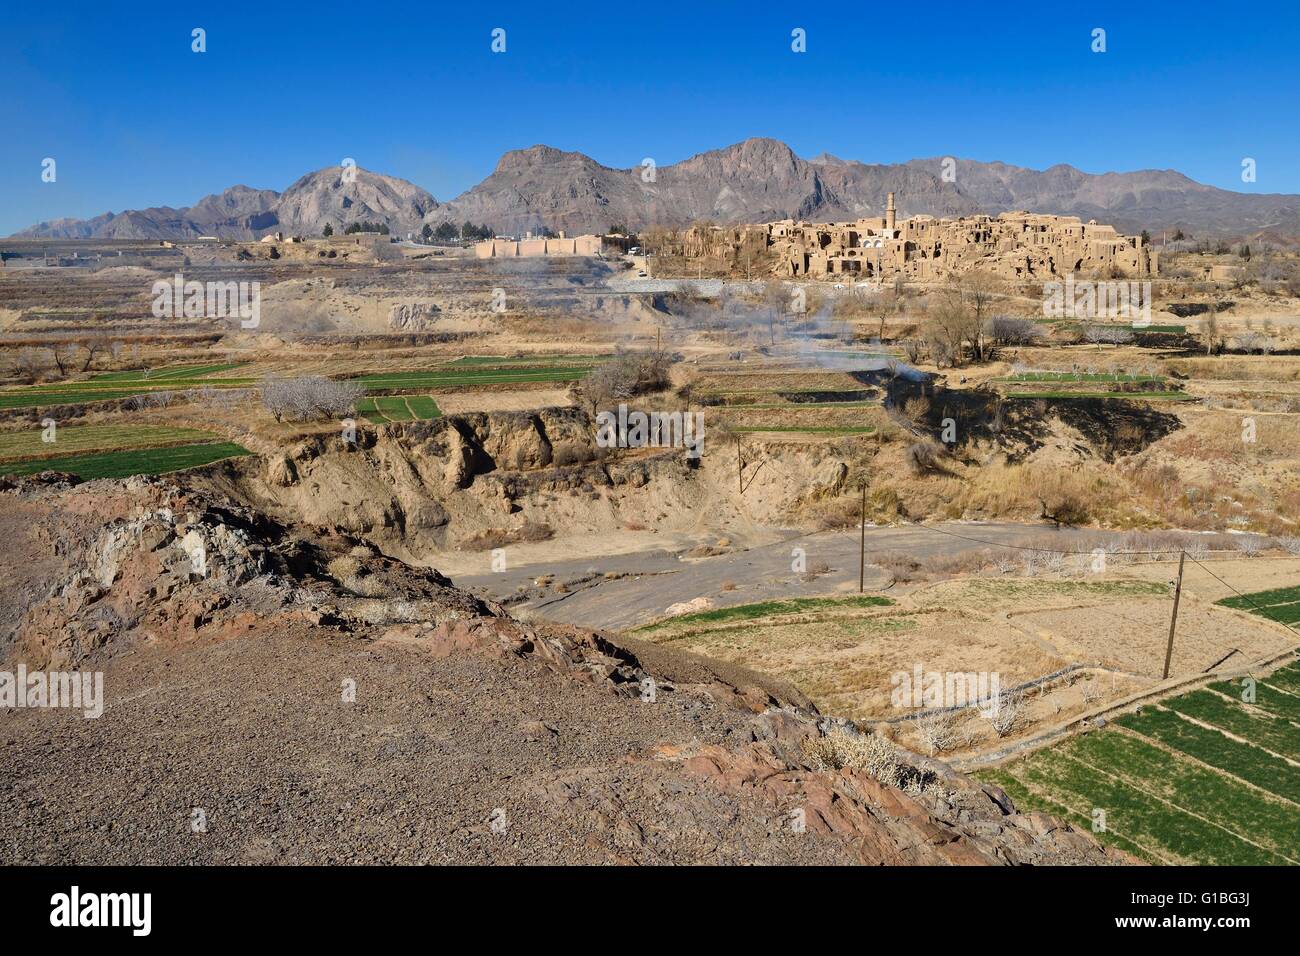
953;644;1300;772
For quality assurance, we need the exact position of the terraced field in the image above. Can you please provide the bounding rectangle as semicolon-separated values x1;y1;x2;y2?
0;363;254;409
445;354;612;367
89;362;246;382
712;392;882;437
729;425;876;435
981;657;1300;865
352;364;597;391
1009;391;1194;401
635;595;895;633
1218;583;1300;627
357;395;441;424
997;371;1168;384
0;441;251;479
0;357;596;411
0;424;216;463
992;369;1194;403
635;595;933;717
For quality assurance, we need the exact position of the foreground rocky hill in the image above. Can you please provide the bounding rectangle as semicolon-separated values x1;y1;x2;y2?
0;472;1127;865
16;138;1299;240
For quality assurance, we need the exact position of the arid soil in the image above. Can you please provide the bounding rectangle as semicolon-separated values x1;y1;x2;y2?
0;473;1124;865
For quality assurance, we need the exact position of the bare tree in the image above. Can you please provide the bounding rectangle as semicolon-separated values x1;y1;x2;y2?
9;347;48;384
1201;309;1222;355
987;316;1044;347
78;333;109;372
988;690;1025;738
922;298;969;367
1082;324;1134;349
959;270;1001;362
48;344;74;377
260;375;363;423
1235;331;1274;355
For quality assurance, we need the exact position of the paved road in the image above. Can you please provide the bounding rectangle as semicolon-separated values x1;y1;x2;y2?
452;521;1123;632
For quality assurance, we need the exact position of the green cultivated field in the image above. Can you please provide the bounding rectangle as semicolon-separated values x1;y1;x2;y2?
0;424;216;463
729;425;876;435
722;400;878;410
994;370;1192;403
0;357;596;411
1009;391;1193;401
89;362;246;382
636;595;894;632
1217;584;1300;627
446;354;612;367
352;365;595;390
357;395;442;424
1;441;251;480
981;658;1300;865
998;371;1167;384
0;363;253;410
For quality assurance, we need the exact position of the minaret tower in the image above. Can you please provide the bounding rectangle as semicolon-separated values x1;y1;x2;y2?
886;192;896;232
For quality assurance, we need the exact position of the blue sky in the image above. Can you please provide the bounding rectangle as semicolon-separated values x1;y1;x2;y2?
2;0;1297;235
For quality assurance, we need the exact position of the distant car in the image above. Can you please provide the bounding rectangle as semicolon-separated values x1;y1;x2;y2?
636;270;648;278
833;283;845;290
629;246;641;255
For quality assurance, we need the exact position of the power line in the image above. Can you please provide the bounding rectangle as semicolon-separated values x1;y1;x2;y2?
1184;554;1298;629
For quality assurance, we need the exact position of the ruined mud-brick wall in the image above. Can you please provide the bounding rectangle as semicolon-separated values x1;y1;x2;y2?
683;211;1157;282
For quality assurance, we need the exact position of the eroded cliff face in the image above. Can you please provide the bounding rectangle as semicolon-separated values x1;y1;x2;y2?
206;407;858;568
217;408;687;557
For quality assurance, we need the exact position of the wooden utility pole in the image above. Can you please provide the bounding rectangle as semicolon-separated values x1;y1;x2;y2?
736;437;743;494
1162;551;1186;680
858;483;867;593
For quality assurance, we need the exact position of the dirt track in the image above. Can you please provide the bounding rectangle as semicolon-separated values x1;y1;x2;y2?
454;521;1126;630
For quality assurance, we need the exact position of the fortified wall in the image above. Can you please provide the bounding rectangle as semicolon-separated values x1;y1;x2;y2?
474;234;631;259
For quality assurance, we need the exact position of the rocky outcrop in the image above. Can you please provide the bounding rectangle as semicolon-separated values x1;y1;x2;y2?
0;474;1128;866
388;302;441;331
8;479;490;668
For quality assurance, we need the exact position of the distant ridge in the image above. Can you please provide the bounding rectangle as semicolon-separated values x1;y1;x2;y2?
16;138;1300;241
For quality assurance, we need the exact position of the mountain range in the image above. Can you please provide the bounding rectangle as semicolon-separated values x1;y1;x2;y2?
15;138;1300;241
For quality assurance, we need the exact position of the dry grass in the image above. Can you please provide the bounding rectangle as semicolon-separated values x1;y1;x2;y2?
803;730;932;792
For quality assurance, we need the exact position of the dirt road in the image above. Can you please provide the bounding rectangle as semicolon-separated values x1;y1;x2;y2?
453;521;1124;631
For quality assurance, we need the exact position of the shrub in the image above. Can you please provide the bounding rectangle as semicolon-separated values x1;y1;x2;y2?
869;550;923;582
1236;535;1267;558
906;440;944;474
1039;494;1090;527
912;710;966;755
582;352;674;412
